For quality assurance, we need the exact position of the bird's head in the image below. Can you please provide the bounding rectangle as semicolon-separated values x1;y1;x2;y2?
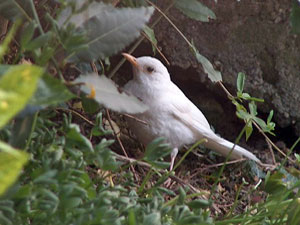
122;53;170;85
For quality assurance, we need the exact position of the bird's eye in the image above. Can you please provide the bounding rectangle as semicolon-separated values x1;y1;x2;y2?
146;66;154;73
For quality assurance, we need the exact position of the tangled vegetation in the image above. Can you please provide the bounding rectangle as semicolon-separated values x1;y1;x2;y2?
1;0;300;224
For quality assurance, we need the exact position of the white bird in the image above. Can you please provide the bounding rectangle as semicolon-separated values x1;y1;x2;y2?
122;53;260;171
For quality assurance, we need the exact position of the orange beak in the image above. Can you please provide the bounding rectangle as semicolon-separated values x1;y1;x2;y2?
122;53;138;68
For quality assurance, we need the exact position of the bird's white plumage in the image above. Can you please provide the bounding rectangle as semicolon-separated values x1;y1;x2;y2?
123;55;260;165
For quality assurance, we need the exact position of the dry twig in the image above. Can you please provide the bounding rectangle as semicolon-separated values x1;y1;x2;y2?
106;109;139;181
141;31;170;65
56;107;94;126
115;153;208;194
123;113;148;125
266;139;276;165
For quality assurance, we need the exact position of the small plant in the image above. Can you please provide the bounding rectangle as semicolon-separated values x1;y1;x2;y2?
234;72;275;140
0;1;299;225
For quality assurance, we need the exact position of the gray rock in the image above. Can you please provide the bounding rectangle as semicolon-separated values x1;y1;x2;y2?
153;0;300;137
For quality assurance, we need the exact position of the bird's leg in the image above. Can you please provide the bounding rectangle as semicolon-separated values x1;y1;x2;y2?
170;147;178;171
164;148;178;187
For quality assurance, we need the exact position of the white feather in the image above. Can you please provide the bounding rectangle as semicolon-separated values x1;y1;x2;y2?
124;55;260;164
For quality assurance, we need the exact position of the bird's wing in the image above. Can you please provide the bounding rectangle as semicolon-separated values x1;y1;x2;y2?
168;95;215;139
166;84;260;162
166;83;211;132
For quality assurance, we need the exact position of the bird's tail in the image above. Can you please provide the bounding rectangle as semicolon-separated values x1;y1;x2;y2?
203;134;260;163
175;112;260;163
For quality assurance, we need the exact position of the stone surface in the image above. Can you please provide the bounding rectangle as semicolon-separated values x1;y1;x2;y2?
150;0;300;138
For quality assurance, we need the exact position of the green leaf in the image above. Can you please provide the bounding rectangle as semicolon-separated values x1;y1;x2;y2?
0;201;15;218
33;170;57;184
178;187;186;204
13;185;31;198
143;138;172;169
78;172;96;199
0;0;32;21
25;32;52;51
174;0;216;22
246;96;264;102
253;117;267;130
249;102;257;116
36;46;56;66
58;2;154;62
0;141;29;196
0;212;12;225
295;153;300;163
20;21;36;48
236;109;251;121
128;209;137;225
149;161;170;169
94;139;118;171
241;92;251;100
82;96;101;114
267;110;274;124
57;26;88;57
0;65;10;75
264;171;287;194
237;72;245;92
29;74;75;106
57;1;103;28
66;124;93;152
0;64;43;128
187;199;211;209
144;138;171;160
287;199;300;225
91;112;112;136
9;115;35;149
191;42;222;82
0;20;20;61
61;197;82;209
233;100;246;112
76;74;148;114
143;26;157;54
267;123;276;134
180;216;206;224
143;212;161;225
290;0;300;34
39;188;59;203
245;121;253;141
157;187;176;196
